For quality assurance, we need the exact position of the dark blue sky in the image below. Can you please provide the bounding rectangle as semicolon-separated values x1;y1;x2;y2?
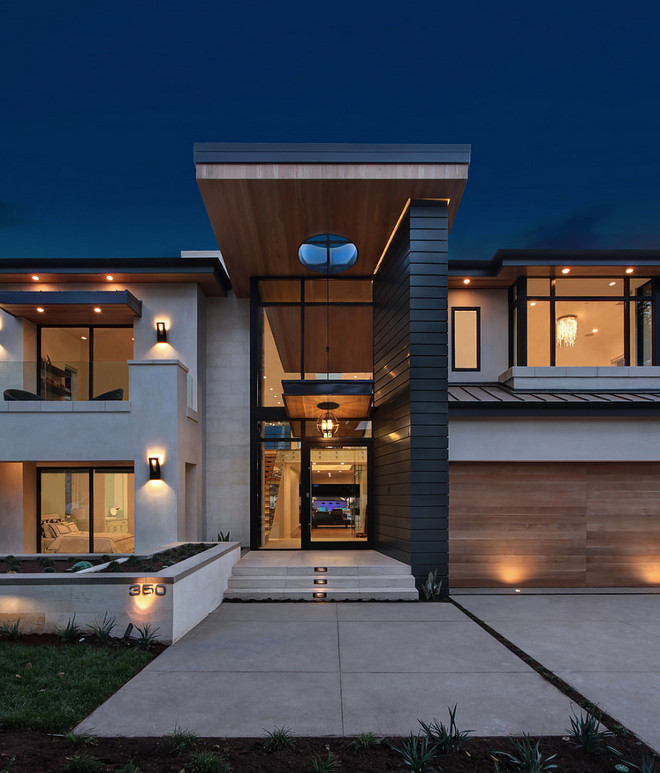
3;1;660;263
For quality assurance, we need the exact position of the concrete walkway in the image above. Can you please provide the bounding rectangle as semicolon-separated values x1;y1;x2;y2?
77;601;572;738
456;593;660;753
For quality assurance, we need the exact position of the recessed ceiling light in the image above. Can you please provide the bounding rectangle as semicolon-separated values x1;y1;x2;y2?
463;278;471;285
269;387;273;390
592;328;599;333
529;301;536;306
106;275;114;281
609;281;616;286
561;268;570;274
81;336;87;340
94;307;102;313
32;275;39;281
625;267;634;274
36;307;45;313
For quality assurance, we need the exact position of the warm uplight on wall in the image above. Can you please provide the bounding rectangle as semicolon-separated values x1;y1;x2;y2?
463;278;471;285
156;321;168;343
36;307;45;313
561;268;570;274
148;456;162;480
626;267;634;274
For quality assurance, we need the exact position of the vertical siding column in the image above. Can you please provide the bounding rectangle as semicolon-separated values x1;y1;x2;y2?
373;200;449;592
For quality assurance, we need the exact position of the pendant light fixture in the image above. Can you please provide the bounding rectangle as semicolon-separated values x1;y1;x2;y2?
556;314;577;347
316;401;339;438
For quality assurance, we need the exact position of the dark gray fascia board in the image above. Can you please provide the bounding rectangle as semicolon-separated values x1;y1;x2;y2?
0;290;143;316
0;257;231;293
281;379;373;397
449;249;660;277
194;142;471;165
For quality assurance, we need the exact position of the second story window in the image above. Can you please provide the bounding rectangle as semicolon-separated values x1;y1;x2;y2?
39;326;133;400
451;307;481;371
510;276;654;367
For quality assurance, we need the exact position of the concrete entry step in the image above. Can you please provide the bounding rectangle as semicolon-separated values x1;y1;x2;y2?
225;549;419;601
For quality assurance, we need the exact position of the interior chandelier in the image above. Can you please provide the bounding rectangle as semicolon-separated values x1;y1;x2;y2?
556;314;577;347
316;402;339;439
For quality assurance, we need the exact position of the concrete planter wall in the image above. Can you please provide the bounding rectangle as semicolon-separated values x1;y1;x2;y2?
0;542;240;644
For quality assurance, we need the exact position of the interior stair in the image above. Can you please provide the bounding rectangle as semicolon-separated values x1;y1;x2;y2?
224;550;419;601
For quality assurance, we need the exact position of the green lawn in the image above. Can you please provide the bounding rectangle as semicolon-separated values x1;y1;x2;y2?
0;642;154;732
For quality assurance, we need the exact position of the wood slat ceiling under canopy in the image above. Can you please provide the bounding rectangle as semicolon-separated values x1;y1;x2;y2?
196;146;470;296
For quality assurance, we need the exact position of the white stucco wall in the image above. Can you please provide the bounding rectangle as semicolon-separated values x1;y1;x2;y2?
448;288;508;382
205;294;250;545
450;416;660;461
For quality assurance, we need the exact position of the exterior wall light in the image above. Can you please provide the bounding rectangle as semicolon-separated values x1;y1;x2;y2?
156;321;168;343
148;456;162;480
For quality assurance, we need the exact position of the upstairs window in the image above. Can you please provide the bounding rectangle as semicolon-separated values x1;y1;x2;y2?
510;276;654;367
452;307;480;371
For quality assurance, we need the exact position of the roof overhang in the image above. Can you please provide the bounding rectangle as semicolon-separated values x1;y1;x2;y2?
0;258;231;296
0;290;142;324
281;379;373;420
449;250;660;289
195;143;471;296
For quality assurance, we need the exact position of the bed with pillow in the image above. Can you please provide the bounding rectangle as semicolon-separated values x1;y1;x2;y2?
42;518;134;553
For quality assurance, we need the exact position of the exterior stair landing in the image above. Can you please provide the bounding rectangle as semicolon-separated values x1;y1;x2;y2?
225;550;419;601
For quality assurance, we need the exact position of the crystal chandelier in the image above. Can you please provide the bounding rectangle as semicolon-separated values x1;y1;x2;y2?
556;314;577;347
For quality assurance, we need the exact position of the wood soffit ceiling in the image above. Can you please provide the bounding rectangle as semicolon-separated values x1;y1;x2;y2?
196;163;469;296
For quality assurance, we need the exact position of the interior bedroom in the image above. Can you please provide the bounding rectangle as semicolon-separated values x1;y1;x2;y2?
38;467;135;553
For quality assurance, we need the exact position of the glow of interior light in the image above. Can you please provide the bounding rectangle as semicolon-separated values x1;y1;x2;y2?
36;307;45;313
561;268;570;274
94;307;102;313
32;275;39;281
626;268;634;274
530;302;536;306
106;275;114;281
463;278;470;284
609;281;616;286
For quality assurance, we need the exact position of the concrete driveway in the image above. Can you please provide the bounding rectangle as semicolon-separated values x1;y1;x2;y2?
456;592;660;753
77;601;572;738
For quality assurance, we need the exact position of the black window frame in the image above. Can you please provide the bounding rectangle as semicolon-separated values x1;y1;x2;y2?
510;276;659;368
36;465;134;553
451;306;481;372
37;324;133;400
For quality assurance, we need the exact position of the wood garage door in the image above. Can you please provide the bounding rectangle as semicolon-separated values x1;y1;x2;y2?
449;462;660;587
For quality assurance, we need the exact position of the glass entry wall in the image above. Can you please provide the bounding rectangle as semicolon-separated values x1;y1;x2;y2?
260;437;302;550
310;446;368;543
39;467;135;553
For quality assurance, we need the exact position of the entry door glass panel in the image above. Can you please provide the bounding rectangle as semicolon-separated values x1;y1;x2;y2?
310;446;368;543
261;442;302;549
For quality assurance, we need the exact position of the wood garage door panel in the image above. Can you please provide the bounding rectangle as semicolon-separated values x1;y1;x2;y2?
450;462;660;588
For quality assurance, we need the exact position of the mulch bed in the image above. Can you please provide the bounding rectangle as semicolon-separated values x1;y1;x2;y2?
0;730;652;772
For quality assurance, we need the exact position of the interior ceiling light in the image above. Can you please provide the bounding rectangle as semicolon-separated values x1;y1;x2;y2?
626;267;634;274
609;281;616;286
94;307;102;313
529;301;536;306
561;268;570;274
463;278;470;284
106;275;114;281
32;275;39;281
36;307;45;313
556;314;577;347
592;328;599;333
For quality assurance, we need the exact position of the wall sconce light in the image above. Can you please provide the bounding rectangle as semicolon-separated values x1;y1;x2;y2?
148;456;161;480
156;321;167;343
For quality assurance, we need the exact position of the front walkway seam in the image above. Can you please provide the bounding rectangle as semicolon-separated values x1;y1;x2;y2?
335;603;345;736
450;597;653;752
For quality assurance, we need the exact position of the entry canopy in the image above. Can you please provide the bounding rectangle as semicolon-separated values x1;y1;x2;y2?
281;380;373;420
195;143;471;296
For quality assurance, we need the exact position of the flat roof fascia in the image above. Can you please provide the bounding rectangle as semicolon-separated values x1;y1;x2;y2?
0;289;142;315
194;142;471;165
0;258;231;293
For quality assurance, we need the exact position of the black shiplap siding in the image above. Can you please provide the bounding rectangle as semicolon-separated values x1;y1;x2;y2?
373;201;449;591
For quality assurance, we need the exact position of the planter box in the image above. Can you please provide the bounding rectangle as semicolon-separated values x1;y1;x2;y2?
0;542;240;644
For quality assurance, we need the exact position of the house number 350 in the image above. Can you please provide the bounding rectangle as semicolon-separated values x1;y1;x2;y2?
128;583;167;597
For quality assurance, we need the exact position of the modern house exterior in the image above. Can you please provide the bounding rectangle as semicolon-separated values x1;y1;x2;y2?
1;143;660;590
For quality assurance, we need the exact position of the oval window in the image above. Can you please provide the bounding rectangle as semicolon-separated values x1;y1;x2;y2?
298;234;358;274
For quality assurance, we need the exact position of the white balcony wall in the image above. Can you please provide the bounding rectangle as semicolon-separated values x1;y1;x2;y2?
448;288;508;382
